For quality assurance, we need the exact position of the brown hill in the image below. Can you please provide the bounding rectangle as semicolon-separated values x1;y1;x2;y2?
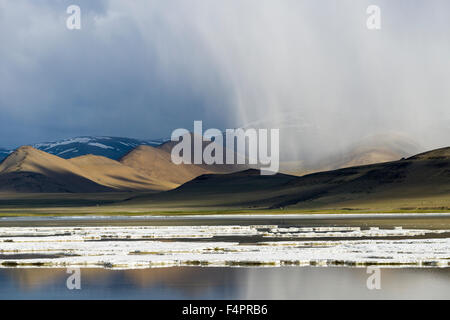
128;169;297;208
0;146;111;192
408;146;450;160
323;133;420;169
121;136;249;188
119;145;210;186
156;135;248;174
69;154;176;191
0;141;248;193
281;133;420;175
126;146;450;210
0;146;175;193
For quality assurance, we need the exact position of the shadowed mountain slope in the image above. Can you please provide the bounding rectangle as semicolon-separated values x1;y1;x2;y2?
119;145;210;186
0;141;248;193
126;147;450;210
281;133;421;175
0;146;112;192
69;154;176;191
156;135;248;174
0;146;175;192
127;169;298;208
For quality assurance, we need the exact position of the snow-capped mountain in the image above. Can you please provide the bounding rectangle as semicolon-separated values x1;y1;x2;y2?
0;148;12;161
33;136;167;160
0;136;167;162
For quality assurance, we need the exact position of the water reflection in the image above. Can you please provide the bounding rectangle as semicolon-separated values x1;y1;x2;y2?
0;267;449;299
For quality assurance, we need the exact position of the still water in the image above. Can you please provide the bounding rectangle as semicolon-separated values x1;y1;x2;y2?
1;214;449;299
0;267;449;299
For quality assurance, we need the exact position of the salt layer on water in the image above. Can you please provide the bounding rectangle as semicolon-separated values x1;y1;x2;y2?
0;225;449;269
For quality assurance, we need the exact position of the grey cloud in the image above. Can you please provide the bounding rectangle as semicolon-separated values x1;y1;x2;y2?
0;0;449;161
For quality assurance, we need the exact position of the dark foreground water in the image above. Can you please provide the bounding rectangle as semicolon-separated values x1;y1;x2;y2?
0;267;449;299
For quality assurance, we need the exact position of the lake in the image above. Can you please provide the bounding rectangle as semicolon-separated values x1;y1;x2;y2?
0;267;449;299
1;213;449;299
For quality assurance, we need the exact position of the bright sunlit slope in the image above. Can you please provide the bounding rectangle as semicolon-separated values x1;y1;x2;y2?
0;146;175;192
69;154;176;191
120;145;210;186
0;146;111;192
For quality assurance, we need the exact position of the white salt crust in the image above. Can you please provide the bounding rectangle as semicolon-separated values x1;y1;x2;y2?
0;225;449;269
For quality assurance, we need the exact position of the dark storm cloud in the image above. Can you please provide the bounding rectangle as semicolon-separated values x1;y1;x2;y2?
0;0;449;157
0;0;233;147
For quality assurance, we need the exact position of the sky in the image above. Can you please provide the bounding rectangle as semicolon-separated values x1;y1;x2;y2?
0;0;449;159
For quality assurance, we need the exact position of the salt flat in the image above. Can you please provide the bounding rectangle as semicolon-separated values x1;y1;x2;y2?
1;224;449;269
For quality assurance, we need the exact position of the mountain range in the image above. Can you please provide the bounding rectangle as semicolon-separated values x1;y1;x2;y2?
0;136;167;162
0;149;10;161
0;133;448;211
127;147;450;211
0;133;447;210
0;145;207;192
0;137;245;192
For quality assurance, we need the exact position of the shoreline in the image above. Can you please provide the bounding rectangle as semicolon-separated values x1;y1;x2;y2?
1;212;450;222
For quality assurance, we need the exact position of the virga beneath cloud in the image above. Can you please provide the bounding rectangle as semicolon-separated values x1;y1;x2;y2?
0;0;449;161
